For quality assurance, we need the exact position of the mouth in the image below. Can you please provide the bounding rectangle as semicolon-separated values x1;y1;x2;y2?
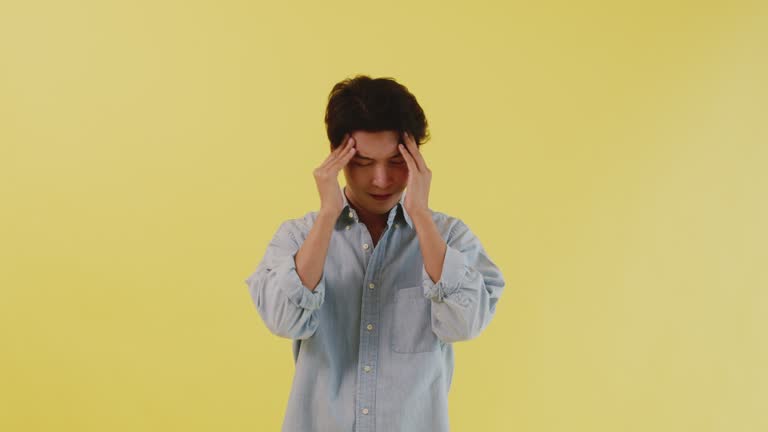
370;193;393;201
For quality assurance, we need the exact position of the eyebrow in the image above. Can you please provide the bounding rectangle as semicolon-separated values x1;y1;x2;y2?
354;152;404;161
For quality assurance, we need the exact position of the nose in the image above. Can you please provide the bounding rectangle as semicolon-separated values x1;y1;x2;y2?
372;164;392;189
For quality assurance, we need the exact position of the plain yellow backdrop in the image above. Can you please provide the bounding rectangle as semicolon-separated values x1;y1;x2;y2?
2;1;766;431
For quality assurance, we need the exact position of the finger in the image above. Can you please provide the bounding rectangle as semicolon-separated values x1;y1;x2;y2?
403;132;427;172
334;134;352;157
329;138;356;171
321;134;351;168
398;143;419;174
400;132;422;172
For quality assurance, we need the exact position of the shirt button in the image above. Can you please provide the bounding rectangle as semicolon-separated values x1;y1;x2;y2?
362;243;369;250
394;223;399;228
366;323;373;331
348;211;354;218
364;365;371;372
362;408;369;415
345;225;351;230
368;283;375;289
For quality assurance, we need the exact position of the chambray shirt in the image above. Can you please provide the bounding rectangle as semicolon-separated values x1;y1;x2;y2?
244;187;505;432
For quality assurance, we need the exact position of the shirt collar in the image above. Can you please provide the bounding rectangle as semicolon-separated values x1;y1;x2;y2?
336;186;413;230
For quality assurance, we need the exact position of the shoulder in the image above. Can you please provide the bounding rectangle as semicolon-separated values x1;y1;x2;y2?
274;210;322;241
423;209;472;241
279;208;474;241
427;210;489;259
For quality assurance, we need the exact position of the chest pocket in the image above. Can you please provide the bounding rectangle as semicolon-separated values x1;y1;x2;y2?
392;286;439;353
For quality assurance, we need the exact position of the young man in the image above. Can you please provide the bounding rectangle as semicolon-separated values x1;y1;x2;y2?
245;75;506;432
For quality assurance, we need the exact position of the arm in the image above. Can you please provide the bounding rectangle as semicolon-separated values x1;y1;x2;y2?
244;211;337;340
246;133;356;340
412;211;506;343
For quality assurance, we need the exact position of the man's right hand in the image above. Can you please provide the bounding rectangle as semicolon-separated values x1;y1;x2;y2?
313;133;356;216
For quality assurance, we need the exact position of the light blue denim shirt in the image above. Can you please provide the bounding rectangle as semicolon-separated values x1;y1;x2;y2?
244;186;505;432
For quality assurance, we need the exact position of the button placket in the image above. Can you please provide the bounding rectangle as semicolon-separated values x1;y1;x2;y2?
355;226;383;430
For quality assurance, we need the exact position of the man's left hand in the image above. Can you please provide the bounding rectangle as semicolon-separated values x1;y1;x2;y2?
398;131;432;217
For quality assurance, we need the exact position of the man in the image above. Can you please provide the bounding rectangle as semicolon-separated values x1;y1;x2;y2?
244;75;506;432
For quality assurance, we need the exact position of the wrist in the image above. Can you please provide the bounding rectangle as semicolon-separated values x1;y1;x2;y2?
408;207;432;221
318;207;341;219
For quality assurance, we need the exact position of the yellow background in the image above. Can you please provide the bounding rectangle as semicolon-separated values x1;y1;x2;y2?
2;1;766;431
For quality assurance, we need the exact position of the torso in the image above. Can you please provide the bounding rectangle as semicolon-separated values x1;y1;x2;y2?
368;225;386;248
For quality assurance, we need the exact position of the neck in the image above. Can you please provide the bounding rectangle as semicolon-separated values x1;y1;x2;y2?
345;189;391;229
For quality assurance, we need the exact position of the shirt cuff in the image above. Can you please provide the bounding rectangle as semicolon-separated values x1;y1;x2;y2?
275;251;326;310
422;243;466;302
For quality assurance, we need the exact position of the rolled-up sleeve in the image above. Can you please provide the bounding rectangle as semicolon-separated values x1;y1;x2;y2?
422;219;505;343
244;220;325;340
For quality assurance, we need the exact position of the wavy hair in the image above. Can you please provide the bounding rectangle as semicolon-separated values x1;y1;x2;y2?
324;75;430;150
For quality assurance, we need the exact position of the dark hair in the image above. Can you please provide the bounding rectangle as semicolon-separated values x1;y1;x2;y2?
324;75;430;150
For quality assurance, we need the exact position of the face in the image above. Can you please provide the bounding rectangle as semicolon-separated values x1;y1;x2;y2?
338;130;409;217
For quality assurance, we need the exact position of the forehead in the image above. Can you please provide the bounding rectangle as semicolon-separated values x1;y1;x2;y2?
350;130;400;157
